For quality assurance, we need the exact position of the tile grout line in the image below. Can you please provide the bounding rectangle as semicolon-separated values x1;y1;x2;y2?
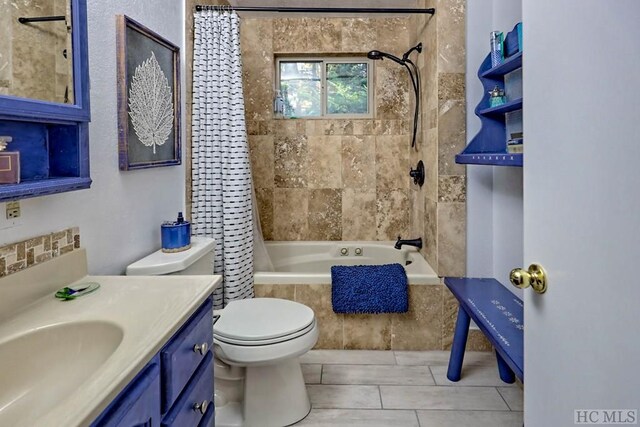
309;382;500;387
415;409;423;427
308;382;514;389
377;384;384;410
427;365;437;385
341;313;345;350
496;386;513;411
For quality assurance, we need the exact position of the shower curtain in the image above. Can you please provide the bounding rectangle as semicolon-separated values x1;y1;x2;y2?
191;9;271;309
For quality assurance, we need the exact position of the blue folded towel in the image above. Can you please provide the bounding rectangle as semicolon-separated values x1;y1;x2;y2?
331;263;409;314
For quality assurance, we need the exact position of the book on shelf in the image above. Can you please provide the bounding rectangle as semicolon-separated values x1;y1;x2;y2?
507;137;523;154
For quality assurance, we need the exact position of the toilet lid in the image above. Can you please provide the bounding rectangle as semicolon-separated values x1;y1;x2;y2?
214;298;315;342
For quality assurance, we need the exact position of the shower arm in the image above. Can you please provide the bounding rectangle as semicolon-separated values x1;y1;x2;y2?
368;44;422;148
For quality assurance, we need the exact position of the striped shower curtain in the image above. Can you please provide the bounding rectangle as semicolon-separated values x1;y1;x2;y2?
191;9;254;309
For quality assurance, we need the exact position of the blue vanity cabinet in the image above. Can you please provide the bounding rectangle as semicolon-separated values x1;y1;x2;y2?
92;296;214;427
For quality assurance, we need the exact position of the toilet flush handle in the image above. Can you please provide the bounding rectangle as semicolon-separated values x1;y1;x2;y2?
193;342;209;355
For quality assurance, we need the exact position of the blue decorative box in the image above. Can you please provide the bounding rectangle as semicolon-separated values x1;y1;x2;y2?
161;212;191;253
516;22;523;52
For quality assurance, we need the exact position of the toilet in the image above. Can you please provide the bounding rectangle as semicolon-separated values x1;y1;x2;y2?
126;237;319;427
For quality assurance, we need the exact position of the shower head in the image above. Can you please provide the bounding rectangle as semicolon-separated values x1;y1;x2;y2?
366;50;405;65
367;43;423;66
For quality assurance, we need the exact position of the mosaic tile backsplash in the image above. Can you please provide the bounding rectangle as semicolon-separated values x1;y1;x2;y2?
0;227;80;277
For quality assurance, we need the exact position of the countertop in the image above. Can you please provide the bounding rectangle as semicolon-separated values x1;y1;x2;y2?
0;249;221;427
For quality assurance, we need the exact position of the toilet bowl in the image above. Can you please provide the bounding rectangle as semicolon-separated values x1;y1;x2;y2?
214;298;318;426
126;237;318;427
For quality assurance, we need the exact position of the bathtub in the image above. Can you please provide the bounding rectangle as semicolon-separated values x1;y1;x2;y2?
254;241;440;285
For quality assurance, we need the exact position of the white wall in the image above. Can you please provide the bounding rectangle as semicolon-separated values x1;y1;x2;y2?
0;0;186;274
466;0;523;291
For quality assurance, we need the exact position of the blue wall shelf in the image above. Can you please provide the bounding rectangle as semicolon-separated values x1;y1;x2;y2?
481;51;522;79
457;23;523;168
478;98;523;117
455;152;522;167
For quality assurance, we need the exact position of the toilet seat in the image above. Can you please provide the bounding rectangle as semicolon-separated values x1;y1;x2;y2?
214;320;316;346
213;298;319;366
214;298;315;344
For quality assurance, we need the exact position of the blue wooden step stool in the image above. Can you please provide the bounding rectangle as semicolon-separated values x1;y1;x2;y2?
444;277;524;383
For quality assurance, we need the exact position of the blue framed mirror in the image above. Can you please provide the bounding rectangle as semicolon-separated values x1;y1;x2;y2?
0;0;91;202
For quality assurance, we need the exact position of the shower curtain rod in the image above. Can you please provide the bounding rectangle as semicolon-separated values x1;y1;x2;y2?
194;5;435;15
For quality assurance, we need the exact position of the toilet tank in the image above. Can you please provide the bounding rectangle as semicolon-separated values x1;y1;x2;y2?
126;237;215;276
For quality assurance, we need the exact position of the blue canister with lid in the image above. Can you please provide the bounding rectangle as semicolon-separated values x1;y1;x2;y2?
161;212;191;253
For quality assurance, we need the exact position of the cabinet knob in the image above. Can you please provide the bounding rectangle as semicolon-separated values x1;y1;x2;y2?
193;400;208;414
509;263;548;294
193;342;208;355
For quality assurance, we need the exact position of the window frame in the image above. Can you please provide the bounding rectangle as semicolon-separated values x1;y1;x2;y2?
275;57;374;119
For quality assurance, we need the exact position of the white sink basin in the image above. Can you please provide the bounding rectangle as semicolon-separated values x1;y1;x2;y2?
0;249;219;426
0;321;124;427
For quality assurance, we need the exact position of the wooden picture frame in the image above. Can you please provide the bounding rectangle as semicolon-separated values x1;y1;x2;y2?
116;15;181;170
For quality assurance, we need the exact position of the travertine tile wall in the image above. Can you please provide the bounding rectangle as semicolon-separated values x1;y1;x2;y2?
0;0;72;103
409;0;489;351
241;17;414;241
409;0;467;279
0;227;80;277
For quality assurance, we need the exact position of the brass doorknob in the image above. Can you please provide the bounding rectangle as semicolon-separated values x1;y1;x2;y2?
509;264;547;294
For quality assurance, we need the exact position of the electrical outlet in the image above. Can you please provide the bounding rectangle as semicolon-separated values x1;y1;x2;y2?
6;201;20;219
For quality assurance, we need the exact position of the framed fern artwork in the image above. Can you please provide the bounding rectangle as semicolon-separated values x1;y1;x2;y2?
116;15;181;170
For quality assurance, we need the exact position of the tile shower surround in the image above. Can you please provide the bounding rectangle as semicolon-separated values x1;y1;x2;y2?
240;17;416;242
409;0;468;278
0;227;80;277
185;7;469;275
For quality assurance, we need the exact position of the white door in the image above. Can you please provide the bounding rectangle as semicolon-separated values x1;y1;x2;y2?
523;1;640;425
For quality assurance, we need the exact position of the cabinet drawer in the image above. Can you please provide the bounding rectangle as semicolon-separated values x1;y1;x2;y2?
161;297;213;412
91;356;161;427
161;352;213;427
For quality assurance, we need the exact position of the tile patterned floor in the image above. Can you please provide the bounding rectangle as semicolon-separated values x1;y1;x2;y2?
295;350;523;427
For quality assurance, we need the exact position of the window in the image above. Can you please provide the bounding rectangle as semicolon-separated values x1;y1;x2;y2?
276;58;372;118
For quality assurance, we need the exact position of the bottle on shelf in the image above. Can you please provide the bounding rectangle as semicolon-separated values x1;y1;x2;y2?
488;86;506;108
273;90;285;118
490;31;504;67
